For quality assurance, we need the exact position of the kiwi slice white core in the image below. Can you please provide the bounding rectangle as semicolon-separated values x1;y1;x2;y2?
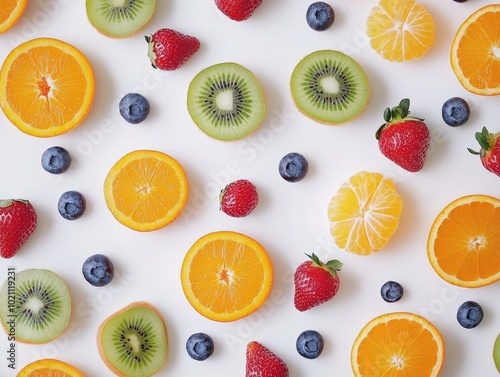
98;302;168;377
0;269;71;344
86;0;156;38
291;50;370;125
187;62;267;141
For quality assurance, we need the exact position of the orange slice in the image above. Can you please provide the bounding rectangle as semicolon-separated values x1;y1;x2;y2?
427;194;500;288
450;5;500;96
0;0;28;34
366;0;435;62
351;312;445;377
327;171;403;256
0;37;95;137
181;231;273;322
104;150;189;232
17;359;85;377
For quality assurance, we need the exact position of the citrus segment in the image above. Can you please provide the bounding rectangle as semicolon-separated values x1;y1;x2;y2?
104;150;189;232
0;0;28;34
181;231;273;322
328;171;403;256
17;359;85;377
427;194;500;288
366;0;435;62
351;312;445;377
0;38;95;137
450;5;500;95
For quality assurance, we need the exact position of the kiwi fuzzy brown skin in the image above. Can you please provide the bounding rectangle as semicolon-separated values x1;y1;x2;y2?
0;269;72;345
290;50;371;126
97;301;168;377
86;0;156;39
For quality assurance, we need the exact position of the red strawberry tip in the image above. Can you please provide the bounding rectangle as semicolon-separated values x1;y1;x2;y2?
305;253;342;277
376;98;424;139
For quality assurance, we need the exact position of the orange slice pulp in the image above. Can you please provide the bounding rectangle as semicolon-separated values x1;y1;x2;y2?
17;359;85;377
0;37;95;137
351;312;445;377
181;231;273;322
427;194;500;288
103;150;189;232
0;0;28;34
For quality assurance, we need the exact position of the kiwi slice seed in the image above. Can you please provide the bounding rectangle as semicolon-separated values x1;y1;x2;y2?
86;0;156;38
187;62;267;141
0;269;72;344
97;301;168;377
290;50;370;125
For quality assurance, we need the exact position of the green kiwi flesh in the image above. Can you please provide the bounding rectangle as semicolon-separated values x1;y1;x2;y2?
187;62;267;141
0;269;71;344
290;50;370;125
86;0;156;38
98;301;168;377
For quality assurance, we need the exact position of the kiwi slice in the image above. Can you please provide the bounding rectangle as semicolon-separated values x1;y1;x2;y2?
290;50;370;125
187;62;267;141
0;269;72;344
86;0;156;38
97;301;168;377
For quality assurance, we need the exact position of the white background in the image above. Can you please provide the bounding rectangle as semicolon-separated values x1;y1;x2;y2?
1;1;500;376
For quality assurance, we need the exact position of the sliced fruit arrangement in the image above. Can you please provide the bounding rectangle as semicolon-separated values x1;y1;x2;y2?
0;269;71;344
351;312;445;376
215;0;262;21
181;231;273;322
97;301;168;377
450;4;500;95
327;171;403;255
146;28;200;71
0;0;28;34
246;341;289;377
290;50;370;125
219;179;258;217
376;98;430;172
0;199;37;259
293;253;342;312
103;150;189;232
187;62;266;141
468;127;500;177
17;358;85;377
86;0;156;38
427;194;500;288
0;38;95;137
366;0;435;62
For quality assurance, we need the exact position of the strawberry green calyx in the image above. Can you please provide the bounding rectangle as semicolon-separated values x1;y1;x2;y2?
145;35;157;69
305;253;343;276
0;199;29;208
467;127;500;156
375;98;424;139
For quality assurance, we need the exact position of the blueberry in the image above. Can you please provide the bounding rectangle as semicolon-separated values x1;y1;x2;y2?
41;146;71;174
457;301;483;329
306;2;335;31
119;93;150;124
82;254;114;287
296;330;324;359
186;333;214;361
58;191;86;220
442;97;470;127
380;281;404;303
279;152;309;182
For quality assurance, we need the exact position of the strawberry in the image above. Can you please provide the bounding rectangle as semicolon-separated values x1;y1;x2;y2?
375;98;430;172
294;253;342;312
219;179;258;217
215;0;262;21
246;341;289;377
145;28;200;71
0;199;37;259
468;127;500;177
